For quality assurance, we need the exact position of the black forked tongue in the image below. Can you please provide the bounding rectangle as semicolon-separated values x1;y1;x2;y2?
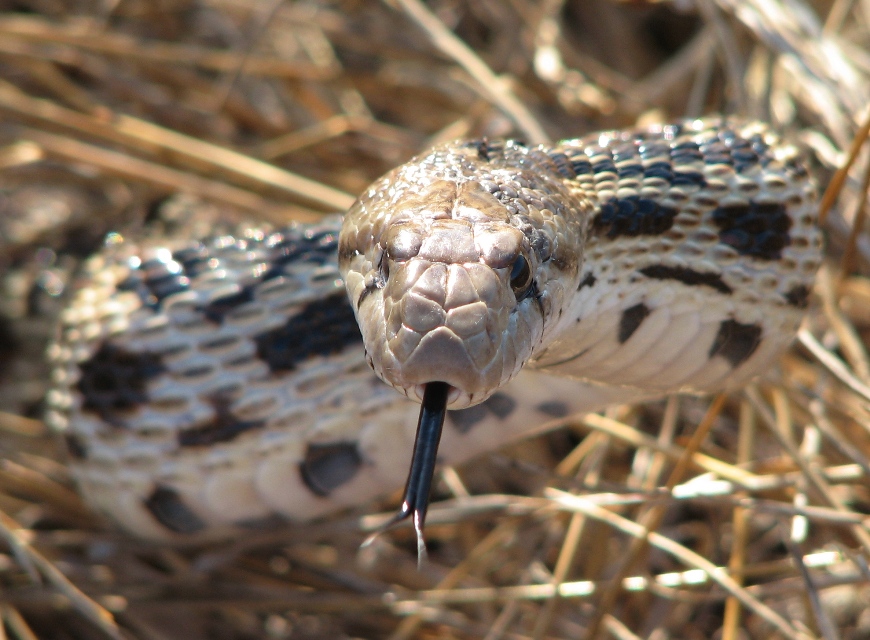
365;381;449;565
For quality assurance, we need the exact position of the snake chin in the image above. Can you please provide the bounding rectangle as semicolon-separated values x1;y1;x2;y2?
410;383;463;407
358;311;529;409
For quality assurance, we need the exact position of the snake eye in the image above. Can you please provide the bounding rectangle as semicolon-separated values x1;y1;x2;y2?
509;253;534;300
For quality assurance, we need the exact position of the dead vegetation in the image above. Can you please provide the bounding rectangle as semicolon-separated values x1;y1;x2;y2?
1;0;870;638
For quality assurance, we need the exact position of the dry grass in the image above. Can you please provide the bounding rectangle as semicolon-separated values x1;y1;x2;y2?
0;0;869;638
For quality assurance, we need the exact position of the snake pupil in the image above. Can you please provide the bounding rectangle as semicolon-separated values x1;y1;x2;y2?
509;254;533;299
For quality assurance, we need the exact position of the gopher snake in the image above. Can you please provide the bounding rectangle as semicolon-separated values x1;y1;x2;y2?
47;118;822;546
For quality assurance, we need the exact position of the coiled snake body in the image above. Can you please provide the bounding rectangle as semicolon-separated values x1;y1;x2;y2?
47;118;822;542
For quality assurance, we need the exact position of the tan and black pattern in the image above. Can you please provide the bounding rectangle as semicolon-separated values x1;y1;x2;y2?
50;118;821;541
48;216;622;540
340;118;821;407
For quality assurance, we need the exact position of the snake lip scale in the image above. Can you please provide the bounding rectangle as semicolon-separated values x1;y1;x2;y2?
49;117;822;548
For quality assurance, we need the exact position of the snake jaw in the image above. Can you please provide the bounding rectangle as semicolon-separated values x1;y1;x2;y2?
410;382;461;405
345;244;544;409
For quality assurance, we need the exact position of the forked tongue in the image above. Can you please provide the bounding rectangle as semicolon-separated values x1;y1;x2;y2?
363;381;449;565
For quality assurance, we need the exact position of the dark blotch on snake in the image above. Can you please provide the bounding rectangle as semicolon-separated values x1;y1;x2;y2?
254;292;361;372
118;250;195;309
64;434;87;460
638;142;669;160
448;404;487;433
262;229;338;280
591;196;678;240
144;486;206;534
664;122;687;138
171;243;211;273
484;392;517;418
748;133;770;155
77;343;166;427
639;265;732;294
712;201;792;260
139;258;190;301
235;515;288;530
536;400;570;418
730;148;760;173
546;151;577;179
618;164;644;179
117;268;189;308
578;272;596;291
447;392;516;433
569;157;592;176
672;170;706;188
643;162;674;181
612;142;640;163
300;443;363;496
619;303;651;344
125;226;339;315
116;271;150;303
709;320;762;367
785;284;811;308
177;397;265;447
267;228;338;269
203;287;256;322
671;139;703;160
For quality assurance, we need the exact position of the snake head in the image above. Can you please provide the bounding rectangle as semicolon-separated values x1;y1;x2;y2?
339;142;584;409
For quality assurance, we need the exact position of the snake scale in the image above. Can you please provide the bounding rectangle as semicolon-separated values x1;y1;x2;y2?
46;118;822;545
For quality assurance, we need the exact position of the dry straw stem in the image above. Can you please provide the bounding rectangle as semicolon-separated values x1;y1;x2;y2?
583;396;728;639
0;15;337;79
0;80;354;212
815;264;870;380
388;0;548;143
721;401;756;640
0;510;123;640
0;0;869;639
531;430;612;640
798;329;870;403
22;128;312;222
818;108;870;224
387;548;849;601
545;490;804;639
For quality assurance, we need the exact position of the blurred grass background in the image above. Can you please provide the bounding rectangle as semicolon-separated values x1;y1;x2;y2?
1;1;870;638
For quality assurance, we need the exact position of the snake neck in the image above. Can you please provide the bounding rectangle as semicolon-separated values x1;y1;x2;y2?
533;120;821;393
